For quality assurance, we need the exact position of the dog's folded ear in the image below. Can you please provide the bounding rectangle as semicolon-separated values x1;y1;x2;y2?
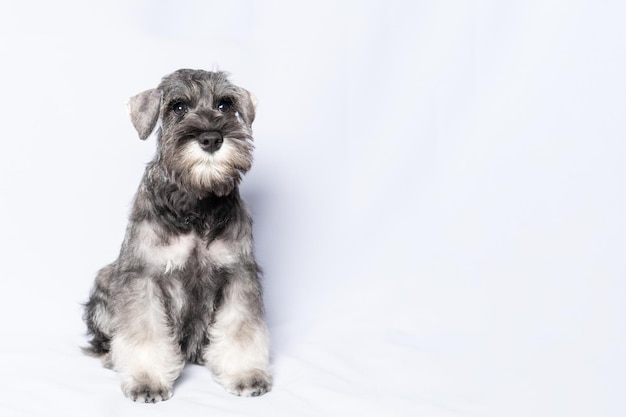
240;89;257;127
127;89;162;140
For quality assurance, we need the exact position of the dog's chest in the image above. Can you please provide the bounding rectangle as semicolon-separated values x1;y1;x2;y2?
133;220;232;273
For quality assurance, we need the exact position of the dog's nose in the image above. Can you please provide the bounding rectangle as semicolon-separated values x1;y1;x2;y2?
198;131;224;153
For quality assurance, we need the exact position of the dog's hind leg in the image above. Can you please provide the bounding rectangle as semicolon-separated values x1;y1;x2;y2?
83;264;116;366
110;276;184;403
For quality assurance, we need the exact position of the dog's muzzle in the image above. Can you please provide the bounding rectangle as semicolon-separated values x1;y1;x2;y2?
198;131;223;153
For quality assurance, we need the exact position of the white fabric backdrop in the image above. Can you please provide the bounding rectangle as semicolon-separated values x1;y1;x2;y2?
0;1;624;416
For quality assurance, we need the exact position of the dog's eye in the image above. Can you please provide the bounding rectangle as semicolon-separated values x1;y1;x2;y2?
171;101;188;115
217;98;233;114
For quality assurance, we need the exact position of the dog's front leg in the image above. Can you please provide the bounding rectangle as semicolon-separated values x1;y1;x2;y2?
110;276;184;403
204;272;272;397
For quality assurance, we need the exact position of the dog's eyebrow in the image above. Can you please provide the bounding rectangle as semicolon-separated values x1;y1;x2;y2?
167;96;188;104
216;95;235;102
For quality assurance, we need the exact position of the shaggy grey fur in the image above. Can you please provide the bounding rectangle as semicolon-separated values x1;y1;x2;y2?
83;69;271;403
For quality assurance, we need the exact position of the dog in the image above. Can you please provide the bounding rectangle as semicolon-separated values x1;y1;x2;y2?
83;69;271;403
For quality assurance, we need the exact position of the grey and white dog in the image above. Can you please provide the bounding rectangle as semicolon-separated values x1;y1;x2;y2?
83;69;271;403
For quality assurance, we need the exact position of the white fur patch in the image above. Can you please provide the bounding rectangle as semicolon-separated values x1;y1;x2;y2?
206;238;238;265
133;221;196;273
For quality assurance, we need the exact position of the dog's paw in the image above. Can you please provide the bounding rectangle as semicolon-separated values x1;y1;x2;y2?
122;381;173;403
222;369;272;397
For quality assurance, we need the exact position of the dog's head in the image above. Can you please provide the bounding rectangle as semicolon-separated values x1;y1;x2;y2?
127;69;257;197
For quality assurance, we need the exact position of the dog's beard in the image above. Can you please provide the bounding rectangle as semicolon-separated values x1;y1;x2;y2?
165;137;254;197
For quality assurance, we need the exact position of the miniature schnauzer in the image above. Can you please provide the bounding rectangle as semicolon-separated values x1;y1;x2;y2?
83;69;271;403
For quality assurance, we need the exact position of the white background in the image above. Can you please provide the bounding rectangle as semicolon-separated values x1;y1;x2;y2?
0;1;624;416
